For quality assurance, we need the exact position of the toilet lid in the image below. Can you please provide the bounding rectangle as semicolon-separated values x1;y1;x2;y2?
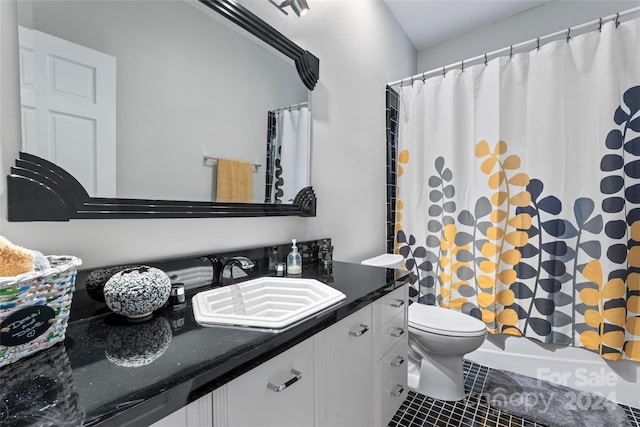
409;303;487;336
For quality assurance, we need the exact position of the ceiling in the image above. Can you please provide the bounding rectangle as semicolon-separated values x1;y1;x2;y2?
383;0;550;51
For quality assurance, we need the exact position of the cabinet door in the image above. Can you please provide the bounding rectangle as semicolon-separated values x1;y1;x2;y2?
223;337;315;427
317;305;373;427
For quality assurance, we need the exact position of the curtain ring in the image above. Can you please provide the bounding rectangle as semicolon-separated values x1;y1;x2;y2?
422;72;426;82
484;53;488;65
598;17;603;32
536;37;540;51
411;75;415;86
509;45;513;58
566;27;571;42
442;66;446;77
461;60;464;72
615;13;620;27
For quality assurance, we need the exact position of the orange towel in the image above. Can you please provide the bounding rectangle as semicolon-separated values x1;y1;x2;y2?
216;158;253;203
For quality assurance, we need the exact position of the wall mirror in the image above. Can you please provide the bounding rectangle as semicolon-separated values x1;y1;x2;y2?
8;0;319;220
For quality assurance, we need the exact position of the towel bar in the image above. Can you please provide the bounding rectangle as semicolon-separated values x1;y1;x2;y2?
203;156;261;173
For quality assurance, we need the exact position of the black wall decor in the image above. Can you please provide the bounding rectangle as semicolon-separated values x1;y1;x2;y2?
7;0;318;222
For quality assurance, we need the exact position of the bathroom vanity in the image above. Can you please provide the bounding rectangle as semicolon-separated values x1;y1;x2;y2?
0;241;409;427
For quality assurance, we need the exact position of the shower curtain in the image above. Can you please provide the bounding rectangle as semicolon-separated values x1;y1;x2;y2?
395;16;640;362
270;106;310;203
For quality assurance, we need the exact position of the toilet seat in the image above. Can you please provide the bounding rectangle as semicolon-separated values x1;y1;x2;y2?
409;303;486;337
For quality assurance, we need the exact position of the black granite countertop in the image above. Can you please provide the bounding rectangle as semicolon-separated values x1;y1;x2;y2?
0;255;408;427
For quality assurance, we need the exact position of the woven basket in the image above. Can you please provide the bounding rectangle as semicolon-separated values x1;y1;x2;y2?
0;255;82;368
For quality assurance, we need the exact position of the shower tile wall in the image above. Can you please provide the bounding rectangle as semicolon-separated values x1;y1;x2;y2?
386;86;400;254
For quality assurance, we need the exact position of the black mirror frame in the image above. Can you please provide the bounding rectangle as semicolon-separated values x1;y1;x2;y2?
7;0;318;221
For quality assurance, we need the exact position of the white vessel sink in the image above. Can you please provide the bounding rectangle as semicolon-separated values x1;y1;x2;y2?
192;277;346;330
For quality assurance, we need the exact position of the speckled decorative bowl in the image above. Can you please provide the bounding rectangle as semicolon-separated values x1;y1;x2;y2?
103;266;171;321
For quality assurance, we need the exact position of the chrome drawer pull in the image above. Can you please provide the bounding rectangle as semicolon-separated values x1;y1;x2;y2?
390;328;405;338
349;324;369;337
390;299;405;308
267;369;302;392
391;356;405;367
391;385;404;397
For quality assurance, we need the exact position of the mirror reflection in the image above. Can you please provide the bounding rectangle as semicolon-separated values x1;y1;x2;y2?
17;0;310;204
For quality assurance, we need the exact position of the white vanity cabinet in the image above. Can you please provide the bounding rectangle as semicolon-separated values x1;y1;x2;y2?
315;305;374;427
150;284;408;427
373;285;408;427
212;336;315;427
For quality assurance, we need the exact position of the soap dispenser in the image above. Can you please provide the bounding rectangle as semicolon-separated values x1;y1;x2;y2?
287;239;302;276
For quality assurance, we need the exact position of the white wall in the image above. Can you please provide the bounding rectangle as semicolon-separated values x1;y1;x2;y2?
0;0;416;268
417;0;639;73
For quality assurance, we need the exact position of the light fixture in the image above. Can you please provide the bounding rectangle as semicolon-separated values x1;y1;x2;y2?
269;0;310;17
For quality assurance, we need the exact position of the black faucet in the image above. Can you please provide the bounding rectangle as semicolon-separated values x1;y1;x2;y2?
210;256;255;285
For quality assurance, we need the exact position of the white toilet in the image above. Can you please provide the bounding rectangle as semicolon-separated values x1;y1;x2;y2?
407;303;487;401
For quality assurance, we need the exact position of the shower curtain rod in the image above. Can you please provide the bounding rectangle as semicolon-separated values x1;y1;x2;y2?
271;101;309;113
388;6;640;88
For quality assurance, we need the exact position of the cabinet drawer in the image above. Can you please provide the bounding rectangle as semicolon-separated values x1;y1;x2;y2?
373;285;407;330
375;309;406;362
379;338;408;426
225;338;314;427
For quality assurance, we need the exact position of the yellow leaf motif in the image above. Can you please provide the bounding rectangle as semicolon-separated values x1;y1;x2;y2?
502;327;522;337
602;353;622;361
584;309;602;328
482;310;496;323
398;150;410;164
500;249;522;265
603;308;626;327
491;192;508;206
582;260;603;287
479;260;497;273
625;341;640;360
398;166;404;177
508;173;530;186
440;272;452;282
396;212;403;222
496;289;515;306
481;242;500;257
628;296;640;313
579;288;600;306
601;279;625;299
450;298;467;310
497;308;518;326
629;246;640;268
507;213;532;229
603;331;625;348
580;331;601;350
503;155;521;170
497;270;517;285
486;226;504;240
441;224;457;250
441;287;451;299
505;231;528;247
488;172;506;189
441;257;451;268
475;140;490;157
493;140;508;155
629;273;640;291
631;221;640;242
452;281;469;290
481;157;498;175
490;209;508;223
478;293;495;307
510;191;532;207
478;275;496;289
396;200;403;210
628;317;640;335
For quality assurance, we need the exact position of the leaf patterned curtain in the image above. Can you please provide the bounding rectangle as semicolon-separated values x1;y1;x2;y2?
395;16;640;362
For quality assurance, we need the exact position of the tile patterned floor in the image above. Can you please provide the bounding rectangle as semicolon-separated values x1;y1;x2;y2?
388;360;640;427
